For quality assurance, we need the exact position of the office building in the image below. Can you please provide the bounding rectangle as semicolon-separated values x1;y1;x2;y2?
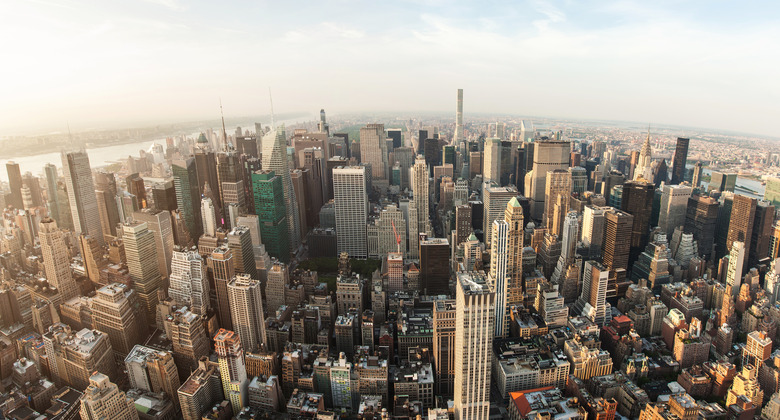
490;218;510;338
360;123;388;180
709;171;738;192
543;169;572;237
169;248;209;316
743;331;772;370
726;241;745;296
178;357;223;420
483;185;517;247
420;238;450;295
227;274;266;353
658;185;692;237
209;245;234;330
411;155;431;235
165;306;210;376
214;329;249;414
172;158;202;241
684;195;718;260
671;137;689;184
262;127;301;249
526;140;570;221
727;195;757;265
61;150;103;245
333;166;368;258
574;261;611;327
94;170;120;239
483;138;502;185
79;373;138;420
602;208;633;297
39;218;79;302
123;221;161;322
227;225;258;280
621;180;655;262
43;323;117;391
201;198;217;237
633;133;653;182
750;199;775;267
453;271;495;420
433;299;456;396
125;345;181;410
251;170;290;262
92;283;146;357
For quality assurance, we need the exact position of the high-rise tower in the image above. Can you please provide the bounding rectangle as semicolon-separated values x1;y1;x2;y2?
543;169;572;237
6;161;23;209
262;126;301;250
251;170;290;262
455;89;464;146
360;124;388;180
172;158;202;241
39;218;79;301
726;195;757;267
453;271;495;420
62;150;104;246
123;221;162;322
411;155;431;235
79;373;138;420
227;274;266;353
671;137;690;184
633;132;653;182
333;166;368;258
214;329;249;414
489;219;509;338
169;248;209;316
526;140;570;221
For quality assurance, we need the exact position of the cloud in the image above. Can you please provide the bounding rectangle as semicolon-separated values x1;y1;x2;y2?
141;0;185;11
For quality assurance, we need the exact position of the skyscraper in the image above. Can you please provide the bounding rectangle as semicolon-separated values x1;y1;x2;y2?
454;89;464;146
726;241;745;296
79;373;138;420
251;170;290;262
172;158;202;241
603;208;633;298
169;248;209;316
360;124;388;180
411;155;431;235
208;245;234;330
574;261;611;327
227;225;258;280
201;197;217;237
262;126;301;250
483;138;502;185
671;137;689;184
433;299;456;396
420;238;450;295
526;139;570;221
453;271;495;420
134;208;175;279
684;194;718;260
749;199;775;267
94;170;120;239
214;329;249;414
5;161;23;209
61;150;104;246
490;218;510;338
503;198;525;321
125;345;181;411
483;185;517;248
633;132;653;182
92;283;146;357
543;169;572;237
743;331;772;370
227;274;266;353
334;166;368;258
165;307;210;376
621;180;655;262
43;163;64;227
692;162;703;188
658;184;692;238
39;218;79;301
123;221;162;322
726;195;757;265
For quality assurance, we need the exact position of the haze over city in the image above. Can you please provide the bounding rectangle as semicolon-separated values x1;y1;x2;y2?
3;0;779;137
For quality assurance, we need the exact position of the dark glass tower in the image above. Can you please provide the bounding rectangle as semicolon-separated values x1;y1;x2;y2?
671;137;689;184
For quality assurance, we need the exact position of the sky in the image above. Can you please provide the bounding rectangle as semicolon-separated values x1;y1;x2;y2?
1;0;779;137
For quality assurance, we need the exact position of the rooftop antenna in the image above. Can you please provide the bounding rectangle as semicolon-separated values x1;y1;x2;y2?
269;87;276;129
220;98;228;149
67;121;75;150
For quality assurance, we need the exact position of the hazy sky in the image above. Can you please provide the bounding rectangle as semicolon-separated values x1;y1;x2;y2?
2;0;779;136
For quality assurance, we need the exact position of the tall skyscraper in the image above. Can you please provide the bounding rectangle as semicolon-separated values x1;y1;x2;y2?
172;158;202;241
79;373;138;420
455;89;464;146
726;241;745;296
333;166;368;258
726;195;757;265
214;329;249;414
489;217;512;338
453;271;495;420
670;137;689;184
692;162;703;188
420;238;450;295
178;357;223;420
483;185;517;248
208;245;234;330
360;124;388;180
6;161;23;209
92;283;146;357
633;132;653;182
94;170;120;239
750;199;775;267
603;208;633;298
411;155;431;235
552;211;580;284
543;169;572;237
684;194;718;260
227;225;258;280
574;261;611;327
201;197;217;237
165;307;210;376
123;221;162;322
39;218;79;301
43;163;64;227
433;299;456;396
251;170;290;262
262;126;301;250
503;198;524;320
61;150;104;246
43;323;117;390
526;139;570;221
227;274;266;353
743;331;772;370
621;180;655;262
134;208;175;279
482;138;502;185
169;248;209;316
658;184;692;238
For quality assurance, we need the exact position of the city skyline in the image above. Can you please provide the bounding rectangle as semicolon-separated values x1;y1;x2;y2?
3;1;779;137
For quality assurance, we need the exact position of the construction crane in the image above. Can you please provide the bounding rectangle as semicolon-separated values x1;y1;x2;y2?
391;220;401;254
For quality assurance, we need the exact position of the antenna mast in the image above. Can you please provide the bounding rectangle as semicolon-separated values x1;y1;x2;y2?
269;87;276;129
220;98;228;149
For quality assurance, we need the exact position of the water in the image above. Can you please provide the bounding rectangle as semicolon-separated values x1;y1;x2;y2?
0;115;315;183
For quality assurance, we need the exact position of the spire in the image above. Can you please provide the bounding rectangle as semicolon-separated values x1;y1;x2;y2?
220;98;228;150
268;87;276;130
